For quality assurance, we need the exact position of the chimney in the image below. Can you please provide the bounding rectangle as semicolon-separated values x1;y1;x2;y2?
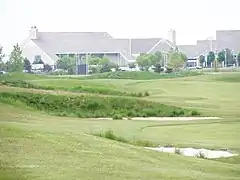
29;26;38;40
168;29;176;46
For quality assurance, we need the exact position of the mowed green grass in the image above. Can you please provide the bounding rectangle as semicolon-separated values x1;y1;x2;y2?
0;72;240;180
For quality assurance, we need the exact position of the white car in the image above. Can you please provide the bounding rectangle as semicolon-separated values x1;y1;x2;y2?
0;71;7;75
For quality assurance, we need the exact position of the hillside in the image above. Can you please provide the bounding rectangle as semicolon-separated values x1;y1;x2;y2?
0;72;240;180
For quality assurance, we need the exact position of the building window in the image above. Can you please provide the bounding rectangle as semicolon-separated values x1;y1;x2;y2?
33;55;44;64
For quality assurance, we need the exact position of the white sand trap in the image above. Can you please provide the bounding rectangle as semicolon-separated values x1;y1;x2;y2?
96;117;221;121
145;147;238;159
128;117;221;121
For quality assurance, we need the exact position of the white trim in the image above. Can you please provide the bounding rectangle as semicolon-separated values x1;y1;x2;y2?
33;41;58;63
146;39;175;54
119;52;129;61
28;40;57;64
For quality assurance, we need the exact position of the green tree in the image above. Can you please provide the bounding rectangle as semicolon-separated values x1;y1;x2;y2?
88;55;101;65
136;53;158;71
99;56;110;66
9;43;24;72
57;55;76;74
207;51;215;66
217;51;225;65
98;56;116;73
24;58;31;72
0;46;6;71
199;55;205;66
180;52;188;62
167;51;185;71
154;51;162;62
153;63;164;73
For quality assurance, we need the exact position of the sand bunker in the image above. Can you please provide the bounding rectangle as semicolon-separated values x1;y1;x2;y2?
145;147;238;159
96;117;221;121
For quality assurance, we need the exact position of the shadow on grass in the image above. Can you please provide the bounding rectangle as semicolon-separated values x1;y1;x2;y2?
139;119;240;131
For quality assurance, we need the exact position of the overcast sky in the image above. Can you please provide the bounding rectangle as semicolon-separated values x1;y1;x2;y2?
0;0;239;54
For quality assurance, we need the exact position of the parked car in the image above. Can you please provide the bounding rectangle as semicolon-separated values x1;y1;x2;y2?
0;71;7;75
196;66;203;69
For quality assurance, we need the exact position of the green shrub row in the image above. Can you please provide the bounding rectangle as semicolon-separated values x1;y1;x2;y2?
86;71;203;80
0;91;200;118
1;80;149;97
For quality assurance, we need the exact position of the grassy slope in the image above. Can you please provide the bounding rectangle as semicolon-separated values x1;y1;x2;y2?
126;73;240;117
1;72;240;179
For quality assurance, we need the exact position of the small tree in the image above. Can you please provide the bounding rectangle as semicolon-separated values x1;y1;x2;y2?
99;56;116;73
154;51;163;64
99;56;109;64
167;51;185;71
0;46;6;71
88;55;101;65
9;43;24;72
24;58;31;72
57;55;76;75
136;53;158;71
217;51;225;65
207;51;215;67
154;63;164;73
199;55;205;67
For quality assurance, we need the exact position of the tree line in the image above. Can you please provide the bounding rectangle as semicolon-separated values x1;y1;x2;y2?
199;48;240;67
1;43;240;74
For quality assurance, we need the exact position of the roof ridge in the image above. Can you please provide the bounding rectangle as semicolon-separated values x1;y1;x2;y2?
39;32;109;33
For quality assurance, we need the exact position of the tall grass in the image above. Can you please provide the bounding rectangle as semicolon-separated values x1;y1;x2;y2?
1;80;149;97
86;71;203;80
93;130;157;147
0;91;200;118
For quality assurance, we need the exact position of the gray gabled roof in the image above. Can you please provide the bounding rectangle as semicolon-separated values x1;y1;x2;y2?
178;45;198;57
178;40;217;58
216;30;240;52
179;30;240;58
32;31;174;61
197;40;217;54
33;32;136;61
33;32;121;54
113;38;174;54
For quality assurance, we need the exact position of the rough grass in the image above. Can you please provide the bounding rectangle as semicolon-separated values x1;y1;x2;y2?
0;104;239;180
0;91;199;118
0;72;47;81
86;71;203;80
213;72;240;83
93;130;157;147
1;80;148;97
0;72;240;180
